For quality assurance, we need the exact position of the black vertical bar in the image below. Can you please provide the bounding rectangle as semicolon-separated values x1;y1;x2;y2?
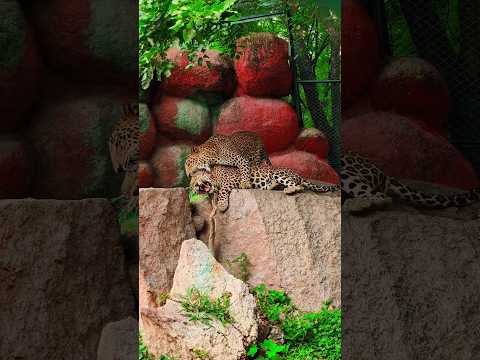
374;0;391;54
286;6;303;127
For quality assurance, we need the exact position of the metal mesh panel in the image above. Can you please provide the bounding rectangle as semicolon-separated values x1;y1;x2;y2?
383;0;480;176
227;2;342;174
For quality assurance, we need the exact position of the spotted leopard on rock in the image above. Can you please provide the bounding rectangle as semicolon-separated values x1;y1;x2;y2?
190;164;340;212
341;151;480;212
109;103;139;209
184;131;271;190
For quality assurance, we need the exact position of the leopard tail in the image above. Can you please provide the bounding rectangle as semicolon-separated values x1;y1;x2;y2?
388;178;480;208
302;181;340;193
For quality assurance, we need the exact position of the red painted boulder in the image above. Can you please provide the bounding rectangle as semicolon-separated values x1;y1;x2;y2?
30;0;136;88
342;112;479;190
152;96;211;143
26;91;124;199
138;161;154;188
295;128;330;159
235;33;292;97
0;136;33;198
214;96;299;153
343;94;374;122
0;2;40;132
341;0;380;106
139;104;156;160
372;57;450;130
270;149;340;185
160;48;235;98
150;139;192;188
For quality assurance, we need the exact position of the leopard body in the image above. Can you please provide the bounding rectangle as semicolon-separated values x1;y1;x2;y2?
341;151;480;211
109;104;139;209
184;131;271;189
190;164;340;212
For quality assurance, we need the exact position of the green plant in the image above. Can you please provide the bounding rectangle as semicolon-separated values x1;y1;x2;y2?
139;333;154;360
188;187;208;203
139;0;239;89
252;285;296;323
249;285;341;360
192;348;211;359
180;287;234;326
225;252;251;282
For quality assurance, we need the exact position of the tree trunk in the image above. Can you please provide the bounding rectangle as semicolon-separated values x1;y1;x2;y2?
294;39;328;129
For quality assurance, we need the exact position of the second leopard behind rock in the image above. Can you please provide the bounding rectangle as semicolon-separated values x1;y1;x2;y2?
190;164;340;212
184;131;271;189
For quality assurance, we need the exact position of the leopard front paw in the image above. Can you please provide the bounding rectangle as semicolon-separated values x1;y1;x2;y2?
343;198;373;213
239;180;252;189
283;185;304;194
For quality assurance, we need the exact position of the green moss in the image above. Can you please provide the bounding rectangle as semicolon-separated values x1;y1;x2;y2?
88;0;137;72
139;103;150;133
0;2;26;70
175;99;210;136
175;147;191;187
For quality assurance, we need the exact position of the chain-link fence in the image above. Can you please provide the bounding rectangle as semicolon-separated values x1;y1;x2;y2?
381;0;480;176
228;2;342;173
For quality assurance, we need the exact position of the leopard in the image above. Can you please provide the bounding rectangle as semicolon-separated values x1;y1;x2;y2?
190;163;340;212
341;151;480;212
109;103;139;209
184;131;271;190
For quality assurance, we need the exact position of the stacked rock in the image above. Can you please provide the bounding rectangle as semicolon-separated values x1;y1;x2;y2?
0;0;137;199
145;32;339;188
341;0;479;189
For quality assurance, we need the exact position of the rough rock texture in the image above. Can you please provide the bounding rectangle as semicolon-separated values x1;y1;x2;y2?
139;103;156;160
372;57;450;130
160;48;236;98
0;1;40;132
141;239;258;360
215;96;299;153
97;317;138;360
152;95;211;142
139;188;196;313
294;128;330;159
138;160;153;188
0;135;33;198
30;0;137;88
342;111;479;190
342;202;480;360
270;149;340;184
0;198;134;360
197;189;341;311
150;138;192;188
234;33;292;97
26;85;125;199
341;0;380;106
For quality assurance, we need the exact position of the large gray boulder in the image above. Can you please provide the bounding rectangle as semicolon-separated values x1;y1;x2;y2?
141;239;258;360
139;188;196;312
0;199;134;360
195;189;341;311
342;202;480;359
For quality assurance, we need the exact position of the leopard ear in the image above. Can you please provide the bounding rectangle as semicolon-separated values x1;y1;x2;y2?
191;146;199;153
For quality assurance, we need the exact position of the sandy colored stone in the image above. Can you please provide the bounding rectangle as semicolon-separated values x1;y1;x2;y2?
0;199;134;360
196;189;341;311
342;202;480;359
139;188;196;314
97;317;138;360
141;239;258;360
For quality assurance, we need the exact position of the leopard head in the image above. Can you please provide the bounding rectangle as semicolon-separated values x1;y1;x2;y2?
189;171;217;195
184;145;217;177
